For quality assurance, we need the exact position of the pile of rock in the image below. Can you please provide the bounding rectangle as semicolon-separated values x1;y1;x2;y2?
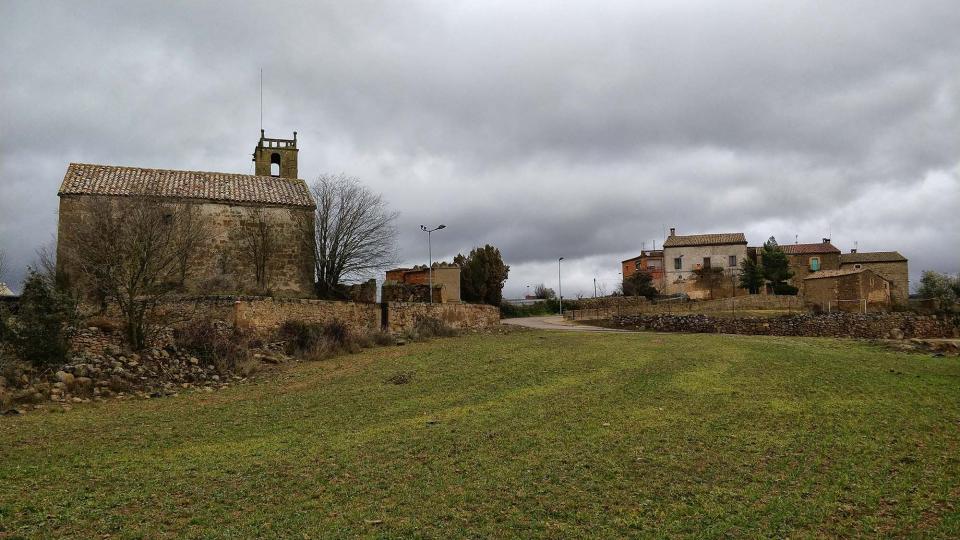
1;342;293;415
884;338;960;357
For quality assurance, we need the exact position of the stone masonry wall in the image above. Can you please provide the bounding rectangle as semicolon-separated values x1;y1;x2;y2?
609;312;959;339
57;195;315;299
124;296;498;341
384;302;500;333
233;297;380;335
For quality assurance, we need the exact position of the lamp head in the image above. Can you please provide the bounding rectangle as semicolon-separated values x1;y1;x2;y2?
559;257;565;261
437;224;446;230
420;225;427;231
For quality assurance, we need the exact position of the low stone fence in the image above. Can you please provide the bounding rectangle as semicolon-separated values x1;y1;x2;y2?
384;302;500;333
77;296;501;347
609;312;959;339
232;297;380;335
568;294;803;321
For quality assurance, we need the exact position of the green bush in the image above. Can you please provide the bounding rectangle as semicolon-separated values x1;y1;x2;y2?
5;271;78;369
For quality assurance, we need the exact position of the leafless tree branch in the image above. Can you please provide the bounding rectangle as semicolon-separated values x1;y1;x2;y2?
63;194;211;349
304;174;398;298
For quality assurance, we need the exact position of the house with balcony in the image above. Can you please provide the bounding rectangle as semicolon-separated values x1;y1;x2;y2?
662;228;748;299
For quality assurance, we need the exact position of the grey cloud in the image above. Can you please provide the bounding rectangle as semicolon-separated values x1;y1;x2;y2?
1;0;958;297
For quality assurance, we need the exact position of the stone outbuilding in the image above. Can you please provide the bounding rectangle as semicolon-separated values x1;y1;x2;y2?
839;250;909;305
382;263;461;303
781;239;841;294
56;131;316;298
803;267;891;312
662;228;748;299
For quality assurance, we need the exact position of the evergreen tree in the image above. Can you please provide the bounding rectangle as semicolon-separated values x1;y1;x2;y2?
454;245;510;306
760;237;797;295
622;271;659;299
738;256;763;294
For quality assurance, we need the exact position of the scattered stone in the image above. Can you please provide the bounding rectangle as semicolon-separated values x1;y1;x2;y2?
55;371;75;386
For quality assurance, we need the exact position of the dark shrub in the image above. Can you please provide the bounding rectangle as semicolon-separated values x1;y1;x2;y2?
278;319;354;358
322;320;351;348
278;320;323;355
174;318;252;373
413;317;457;339
6;271;77;369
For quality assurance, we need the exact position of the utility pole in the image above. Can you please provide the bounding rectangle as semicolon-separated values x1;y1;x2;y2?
558;257;565;315
420;224;446;303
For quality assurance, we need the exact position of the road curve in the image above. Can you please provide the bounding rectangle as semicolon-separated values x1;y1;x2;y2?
501;315;632;333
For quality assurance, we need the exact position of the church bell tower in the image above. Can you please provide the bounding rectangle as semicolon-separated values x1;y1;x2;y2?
253;130;299;179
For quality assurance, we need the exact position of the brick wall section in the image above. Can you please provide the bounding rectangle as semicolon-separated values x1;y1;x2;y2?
609;312;959;339
384;302;500;333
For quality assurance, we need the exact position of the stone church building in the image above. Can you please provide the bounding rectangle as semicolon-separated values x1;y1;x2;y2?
56;131;316;297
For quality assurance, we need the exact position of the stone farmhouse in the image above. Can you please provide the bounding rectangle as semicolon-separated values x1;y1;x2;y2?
623;227;908;309
661;228;748;300
781;239;842;294
56;131;316;298
839;250;909;304
621;250;665;291
803;268;891;312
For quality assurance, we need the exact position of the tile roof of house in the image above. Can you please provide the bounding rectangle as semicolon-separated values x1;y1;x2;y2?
621;250;663;263
58;163;315;208
781;242;841;255
662;233;747;248
840;251;907;264
803;268;888;280
0;283;15;297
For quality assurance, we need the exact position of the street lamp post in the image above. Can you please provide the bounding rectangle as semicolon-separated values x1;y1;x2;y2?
420;224;446;303
558;257;565;315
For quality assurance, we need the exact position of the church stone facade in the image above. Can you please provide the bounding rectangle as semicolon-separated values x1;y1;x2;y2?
56;132;316;298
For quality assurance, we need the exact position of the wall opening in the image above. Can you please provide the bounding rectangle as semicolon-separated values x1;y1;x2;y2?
270;153;281;176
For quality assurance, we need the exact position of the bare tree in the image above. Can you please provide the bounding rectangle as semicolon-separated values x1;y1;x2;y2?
306;174;398;298
235;207;275;292
173;203;210;288
533;283;556;299
65;196;210;349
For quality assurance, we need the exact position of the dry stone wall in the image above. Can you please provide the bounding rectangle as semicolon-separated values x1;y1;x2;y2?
385;302;500;333
609;312;959;339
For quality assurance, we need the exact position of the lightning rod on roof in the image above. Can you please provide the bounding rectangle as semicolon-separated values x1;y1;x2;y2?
259;68;263;132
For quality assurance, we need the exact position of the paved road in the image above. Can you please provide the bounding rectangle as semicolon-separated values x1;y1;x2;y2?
502;315;632;333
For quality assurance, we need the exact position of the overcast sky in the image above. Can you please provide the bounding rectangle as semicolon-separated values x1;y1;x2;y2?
1;1;958;297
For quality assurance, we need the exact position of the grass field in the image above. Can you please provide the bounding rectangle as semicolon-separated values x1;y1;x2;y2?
1;330;959;538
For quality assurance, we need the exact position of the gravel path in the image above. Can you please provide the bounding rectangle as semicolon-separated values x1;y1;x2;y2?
501;315;631;333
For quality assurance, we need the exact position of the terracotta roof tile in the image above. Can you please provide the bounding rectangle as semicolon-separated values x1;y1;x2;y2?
663;233;746;248
781;242;841;255
58;163;315;208
840;251;907;263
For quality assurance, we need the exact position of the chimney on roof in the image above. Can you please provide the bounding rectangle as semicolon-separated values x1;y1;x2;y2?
822;238;830;244
669;227;676;236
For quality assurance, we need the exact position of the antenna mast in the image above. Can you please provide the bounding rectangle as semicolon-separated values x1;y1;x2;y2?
259;68;263;132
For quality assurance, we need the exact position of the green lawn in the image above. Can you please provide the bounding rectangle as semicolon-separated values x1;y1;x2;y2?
1;331;959;538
